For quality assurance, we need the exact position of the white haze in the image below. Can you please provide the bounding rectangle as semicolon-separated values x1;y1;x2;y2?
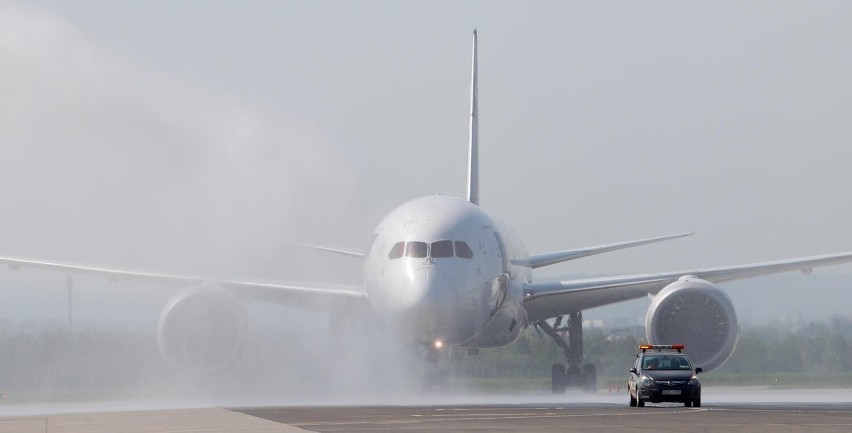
0;3;413;408
0;4;362;277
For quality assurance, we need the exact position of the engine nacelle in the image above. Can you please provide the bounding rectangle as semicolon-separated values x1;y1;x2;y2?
645;276;738;372
157;284;250;376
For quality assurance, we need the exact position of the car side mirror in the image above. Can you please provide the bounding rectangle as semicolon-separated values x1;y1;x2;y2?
630;367;637;374
695;367;703;374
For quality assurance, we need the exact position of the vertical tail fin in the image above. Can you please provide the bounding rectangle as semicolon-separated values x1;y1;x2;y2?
466;30;480;206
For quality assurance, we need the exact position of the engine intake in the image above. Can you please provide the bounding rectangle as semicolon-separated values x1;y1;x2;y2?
645;276;738;372
157;284;249;376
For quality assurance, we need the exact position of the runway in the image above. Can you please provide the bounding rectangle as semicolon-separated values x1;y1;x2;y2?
239;403;852;432
1;389;851;432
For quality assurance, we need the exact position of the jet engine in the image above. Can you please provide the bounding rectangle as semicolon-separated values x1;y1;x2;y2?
645;275;738;372
157;284;250;376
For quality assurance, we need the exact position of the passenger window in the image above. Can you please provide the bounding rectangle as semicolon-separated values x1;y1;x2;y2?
455;241;474;259
405;241;428;258
388;242;405;259
431;240;453;258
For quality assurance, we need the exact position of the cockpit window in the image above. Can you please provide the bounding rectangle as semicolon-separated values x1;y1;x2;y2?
388;242;405;259
455;241;474;259
431;240;453;258
405;241;428;258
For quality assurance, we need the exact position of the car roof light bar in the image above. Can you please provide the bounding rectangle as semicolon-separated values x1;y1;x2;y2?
639;344;685;352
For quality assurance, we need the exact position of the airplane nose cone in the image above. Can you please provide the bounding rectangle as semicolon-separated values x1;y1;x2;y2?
400;267;458;318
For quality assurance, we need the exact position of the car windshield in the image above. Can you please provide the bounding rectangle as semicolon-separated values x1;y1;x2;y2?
642;355;692;370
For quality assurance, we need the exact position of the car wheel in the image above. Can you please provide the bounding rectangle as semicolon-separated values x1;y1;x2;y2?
629;392;637;407
684;401;692;407
637;397;645;407
693;397;701;408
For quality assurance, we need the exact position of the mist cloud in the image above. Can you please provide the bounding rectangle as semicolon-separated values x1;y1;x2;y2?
0;3;356;279
0;3;399;407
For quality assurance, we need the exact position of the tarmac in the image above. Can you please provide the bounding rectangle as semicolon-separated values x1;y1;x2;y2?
240;403;852;433
1;389;851;433
0;407;310;433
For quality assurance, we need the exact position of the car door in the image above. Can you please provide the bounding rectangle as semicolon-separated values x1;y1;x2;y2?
629;356;641;396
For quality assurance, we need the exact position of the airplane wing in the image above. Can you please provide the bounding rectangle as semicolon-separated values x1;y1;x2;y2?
286;242;366;258
0;255;366;311
517;232;693;269
523;252;852;322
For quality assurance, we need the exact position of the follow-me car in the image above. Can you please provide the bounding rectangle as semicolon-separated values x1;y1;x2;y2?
628;345;702;407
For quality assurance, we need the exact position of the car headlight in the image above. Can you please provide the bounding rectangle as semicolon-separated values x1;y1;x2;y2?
688;375;699;385
641;375;654;386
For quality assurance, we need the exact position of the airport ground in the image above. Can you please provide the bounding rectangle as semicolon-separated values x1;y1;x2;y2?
239;403;852;433
2;388;852;432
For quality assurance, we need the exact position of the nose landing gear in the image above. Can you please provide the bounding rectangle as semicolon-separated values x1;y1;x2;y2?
537;311;597;393
421;342;450;393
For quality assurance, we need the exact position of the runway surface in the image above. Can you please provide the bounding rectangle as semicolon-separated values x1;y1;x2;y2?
239;403;852;432
0;407;309;433
1;389;851;432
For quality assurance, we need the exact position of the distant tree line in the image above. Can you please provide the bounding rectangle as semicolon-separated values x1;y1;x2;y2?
2;316;852;399
719;316;852;374
0;329;171;399
448;315;852;386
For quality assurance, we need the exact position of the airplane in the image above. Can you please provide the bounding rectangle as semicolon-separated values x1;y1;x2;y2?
2;30;852;393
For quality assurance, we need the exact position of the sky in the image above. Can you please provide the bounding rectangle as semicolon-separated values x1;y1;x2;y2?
2;1;852;327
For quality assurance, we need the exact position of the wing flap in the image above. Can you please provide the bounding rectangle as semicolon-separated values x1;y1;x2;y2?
524;251;852;322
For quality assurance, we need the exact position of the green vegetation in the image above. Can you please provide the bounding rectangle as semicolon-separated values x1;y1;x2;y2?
0;329;175;402
1;315;852;402
448;316;852;391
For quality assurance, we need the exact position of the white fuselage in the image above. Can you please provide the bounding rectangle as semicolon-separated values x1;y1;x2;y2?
365;195;531;348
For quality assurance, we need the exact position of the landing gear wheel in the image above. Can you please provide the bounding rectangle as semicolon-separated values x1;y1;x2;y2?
537;312;592;394
551;364;566;394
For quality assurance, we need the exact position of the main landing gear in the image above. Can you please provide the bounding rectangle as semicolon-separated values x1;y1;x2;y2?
536;311;597;393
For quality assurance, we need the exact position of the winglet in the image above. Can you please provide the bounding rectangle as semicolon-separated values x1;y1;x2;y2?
466;29;480;205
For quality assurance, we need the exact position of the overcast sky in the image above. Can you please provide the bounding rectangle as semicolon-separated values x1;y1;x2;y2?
2;1;852;323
